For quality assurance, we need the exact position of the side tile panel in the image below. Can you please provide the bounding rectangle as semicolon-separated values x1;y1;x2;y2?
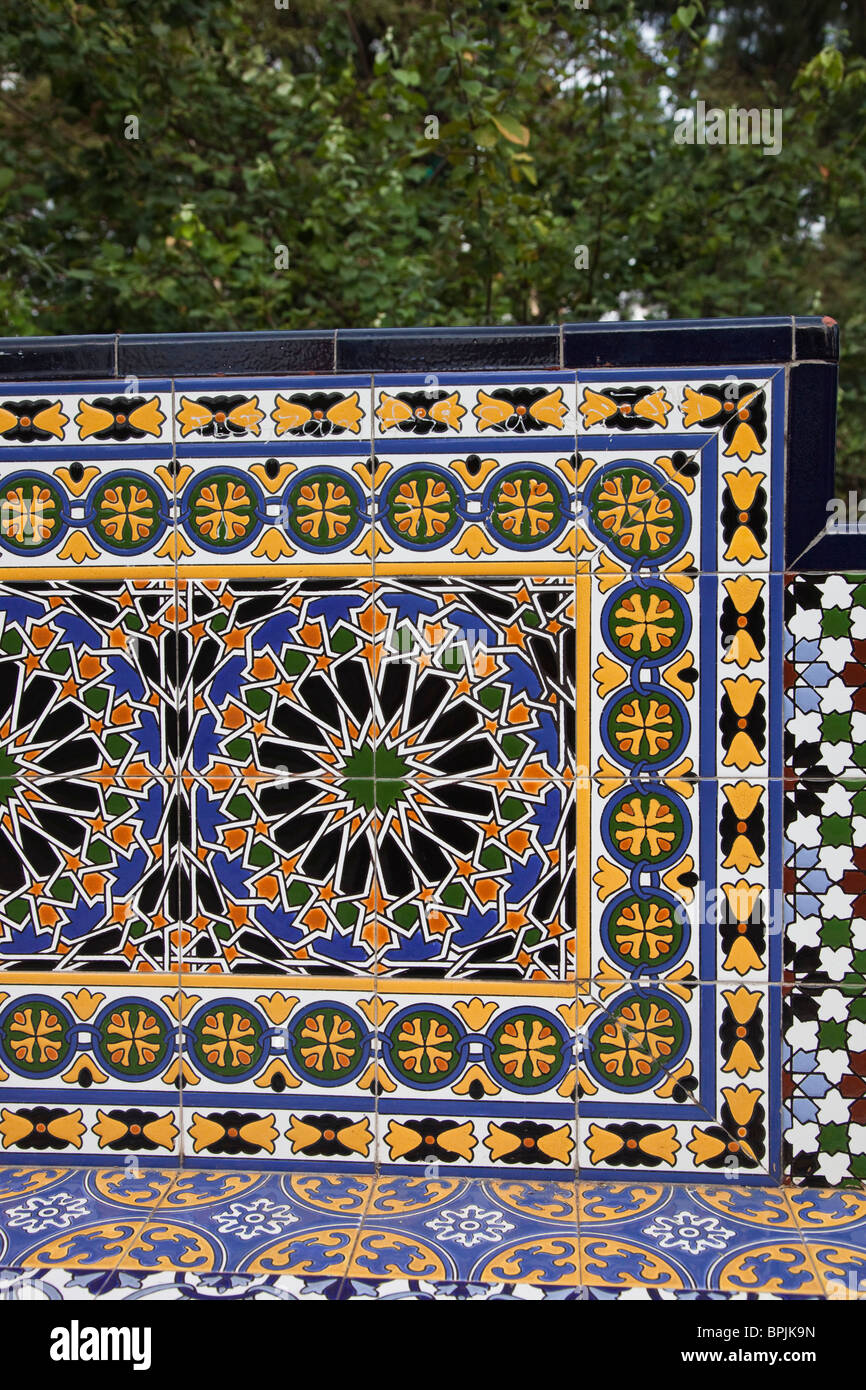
783;568;866;1185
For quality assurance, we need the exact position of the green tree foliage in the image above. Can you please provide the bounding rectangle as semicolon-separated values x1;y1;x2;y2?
0;0;864;484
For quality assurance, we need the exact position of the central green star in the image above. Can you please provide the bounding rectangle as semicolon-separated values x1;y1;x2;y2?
341;742;411;812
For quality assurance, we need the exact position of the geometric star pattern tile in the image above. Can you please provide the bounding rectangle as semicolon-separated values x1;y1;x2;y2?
783;572;866;1185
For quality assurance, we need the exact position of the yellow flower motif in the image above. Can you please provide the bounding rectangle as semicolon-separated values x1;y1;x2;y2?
9;1006;64;1065
495;476;556;538
105;1008;163;1069
613;591;678;654
199;1010;257;1070
298;1012;357;1073
613;796;679;859
598;1002;677;1080
296;480;354;541
1;485;56;544
497;1017;559;1080
396;1016;454;1075
596;474;675;553
99;484;156;543
194;481;253;542
392;476;452;540
613;697;676;758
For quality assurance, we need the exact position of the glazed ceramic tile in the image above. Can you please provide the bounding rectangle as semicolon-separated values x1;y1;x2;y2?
591;570;778;784
177;578;377;783
113;1169;371;1275
374;779;575;980
167;979;377;1166
785;572;866;781
590;569;700;784
375;575;577;784
171;451;374;575
0;1165;175;1271
575;368;783;574
0;383;174;576
0;382;172;451
577;1182;820;1293
347;1175;580;1284
173;377;373;448
0;578;180;782
586;777;779;986
375;1106;577;1178
783;983;866;1186
334;1278;588;1300
373;372;577;442
169;377;374;578
183;773;376;975
782;1187;866;1296
373;984;577;1176
784;780;866;987
371;443;577;573
577;981;777;1181
0;778;178;972
0;1265;339;1300
0;978;182;1161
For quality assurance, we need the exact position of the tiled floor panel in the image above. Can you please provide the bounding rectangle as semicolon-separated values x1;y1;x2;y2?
0;1164;857;1299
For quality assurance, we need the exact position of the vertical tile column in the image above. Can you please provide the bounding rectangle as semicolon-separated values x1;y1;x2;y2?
367;373;581;1176
0;380;183;1162
574;368;784;1182
167;377;381;1170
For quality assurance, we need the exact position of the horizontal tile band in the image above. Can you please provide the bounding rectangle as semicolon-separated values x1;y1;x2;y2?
0;563;583;578
0;971;576;996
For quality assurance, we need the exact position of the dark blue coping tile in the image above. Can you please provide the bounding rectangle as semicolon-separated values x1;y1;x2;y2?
563;316;803;368
795;317;840;362
789;535;866;572
786;361;841;569
0;317;839;383
118;330;336;378
335;325;561;372
0;335;116;380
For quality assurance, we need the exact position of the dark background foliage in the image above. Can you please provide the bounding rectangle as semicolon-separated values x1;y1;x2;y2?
0;0;863;487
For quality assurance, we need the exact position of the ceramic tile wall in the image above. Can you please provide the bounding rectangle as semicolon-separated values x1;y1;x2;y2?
0;359;800;1184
